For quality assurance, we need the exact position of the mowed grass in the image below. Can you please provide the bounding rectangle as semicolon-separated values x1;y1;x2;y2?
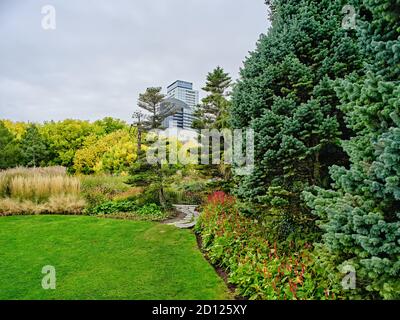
0;216;229;300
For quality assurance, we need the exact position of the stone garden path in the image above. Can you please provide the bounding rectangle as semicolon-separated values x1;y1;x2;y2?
166;205;200;229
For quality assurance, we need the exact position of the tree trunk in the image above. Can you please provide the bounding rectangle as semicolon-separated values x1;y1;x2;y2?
159;187;166;208
157;161;167;208
137;128;142;154
313;152;321;186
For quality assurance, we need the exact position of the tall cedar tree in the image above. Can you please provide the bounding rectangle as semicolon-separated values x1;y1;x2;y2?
230;0;363;237
305;0;400;299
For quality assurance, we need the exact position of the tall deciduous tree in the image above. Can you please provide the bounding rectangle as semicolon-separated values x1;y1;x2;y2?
305;0;400;299
73;129;137;174
0;121;21;169
94;117;127;135
40;119;104;168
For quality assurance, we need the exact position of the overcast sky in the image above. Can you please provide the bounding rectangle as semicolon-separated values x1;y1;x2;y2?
0;0;270;123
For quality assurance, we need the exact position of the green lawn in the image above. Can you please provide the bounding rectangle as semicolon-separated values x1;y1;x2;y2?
0;215;229;300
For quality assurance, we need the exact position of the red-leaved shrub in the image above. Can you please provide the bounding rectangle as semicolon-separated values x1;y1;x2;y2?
196;191;340;300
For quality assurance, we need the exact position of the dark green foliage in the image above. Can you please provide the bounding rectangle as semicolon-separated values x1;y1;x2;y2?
127;147;180;207
305;0;400;299
193;66;232;130
20;124;52;167
0;121;21;169
135;203;163;216
165;180;209;205
88;200;166;221
193;67;233;180
135;87;175;130
231;0;363;238
128;87;180;207
87;199;137;214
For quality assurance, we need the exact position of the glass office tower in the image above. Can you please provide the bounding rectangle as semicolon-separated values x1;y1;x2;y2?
162;80;199;130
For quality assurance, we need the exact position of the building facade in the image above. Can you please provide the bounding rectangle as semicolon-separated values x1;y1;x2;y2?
162;80;199;130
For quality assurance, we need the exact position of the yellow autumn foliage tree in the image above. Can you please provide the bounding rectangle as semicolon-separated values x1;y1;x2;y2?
73;129;138;174
1;120;27;140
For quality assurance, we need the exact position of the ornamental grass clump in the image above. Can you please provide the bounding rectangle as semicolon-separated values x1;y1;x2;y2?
0;166;85;215
9;175;80;202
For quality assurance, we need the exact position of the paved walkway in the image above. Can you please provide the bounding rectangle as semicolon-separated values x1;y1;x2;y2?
167;205;200;229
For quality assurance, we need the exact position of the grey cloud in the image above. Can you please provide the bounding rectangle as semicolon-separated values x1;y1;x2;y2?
0;0;269;122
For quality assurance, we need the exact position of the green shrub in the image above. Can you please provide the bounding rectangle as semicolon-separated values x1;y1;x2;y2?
92;202;168;221
80;175;129;194
86;199;137;215
165;189;204;205
80;175;132;210
136;203;162;216
129;187;159;206
87;200;167;220
196;191;341;300
165;179;211;205
82;187;109;208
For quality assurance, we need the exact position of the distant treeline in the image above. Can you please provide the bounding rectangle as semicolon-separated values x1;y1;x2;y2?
0;117;138;174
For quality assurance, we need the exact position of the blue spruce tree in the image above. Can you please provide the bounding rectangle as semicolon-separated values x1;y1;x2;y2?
231;0;362;238
305;0;400;299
